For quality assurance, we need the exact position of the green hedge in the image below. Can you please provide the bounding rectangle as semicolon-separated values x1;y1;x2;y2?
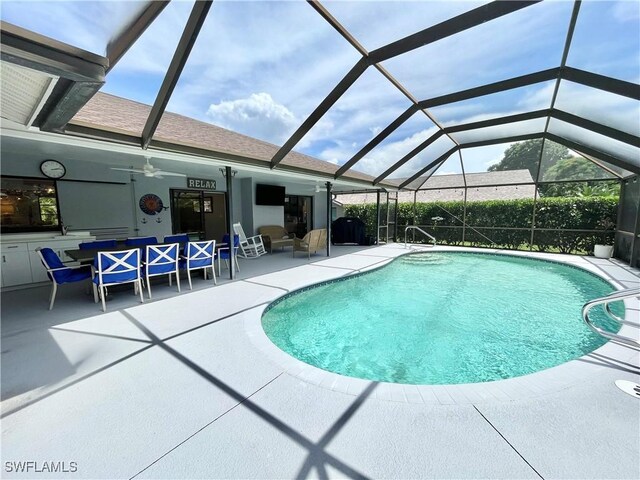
343;196;618;254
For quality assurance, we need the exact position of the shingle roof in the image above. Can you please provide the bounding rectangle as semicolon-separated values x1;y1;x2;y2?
337;170;536;205
390;169;535;190
70;92;378;184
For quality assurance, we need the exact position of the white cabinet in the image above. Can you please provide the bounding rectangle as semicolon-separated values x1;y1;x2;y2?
1;243;32;287
1;234;94;288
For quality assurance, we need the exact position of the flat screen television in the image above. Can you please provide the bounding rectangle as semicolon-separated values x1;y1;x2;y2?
256;184;285;206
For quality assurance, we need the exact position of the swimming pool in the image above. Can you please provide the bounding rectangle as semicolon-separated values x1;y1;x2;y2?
262;252;622;385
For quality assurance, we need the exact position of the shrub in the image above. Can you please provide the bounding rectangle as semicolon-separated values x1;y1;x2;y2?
342;196;618;254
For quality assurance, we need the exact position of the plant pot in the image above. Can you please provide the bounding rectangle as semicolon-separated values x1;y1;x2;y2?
594;244;614;259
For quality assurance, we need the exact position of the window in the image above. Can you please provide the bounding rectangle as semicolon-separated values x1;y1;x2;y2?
0;177;60;233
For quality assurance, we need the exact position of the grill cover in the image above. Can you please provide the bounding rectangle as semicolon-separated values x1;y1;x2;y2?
332;217;367;245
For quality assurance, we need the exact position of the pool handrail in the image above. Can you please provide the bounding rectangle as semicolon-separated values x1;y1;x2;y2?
404;226;436;248
582;287;640;349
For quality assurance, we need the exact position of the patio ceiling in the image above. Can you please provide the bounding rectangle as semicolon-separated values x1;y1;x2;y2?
0;0;638;190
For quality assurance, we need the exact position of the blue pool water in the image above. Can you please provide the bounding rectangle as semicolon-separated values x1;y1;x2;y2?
262;252;623;384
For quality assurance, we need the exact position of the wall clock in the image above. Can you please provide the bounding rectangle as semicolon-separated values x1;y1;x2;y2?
40;160;66;179
139;193;164;215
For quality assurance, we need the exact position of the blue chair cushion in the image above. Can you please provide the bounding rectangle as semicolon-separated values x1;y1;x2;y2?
62;268;93;283
93;250;140;285
179;257;212;270
40;248;91;284
219;234;239;260
79;239;117;250
40;247;65;269
145;263;176;275
163;234;190;244
125;237;158;247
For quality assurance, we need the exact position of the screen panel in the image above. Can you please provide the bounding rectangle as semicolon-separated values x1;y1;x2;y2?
462;140;543;186
554;81;640;137
296;68;413;168
353;112;440;178
548;119;640;170
429;81;555;127
165;1;361;147
381;2;571;99
1;1;148;55
451;118;546;145
567;0;640;83
100;1;195;109
323;1;488;51
538;139;616;182
419;151;465;189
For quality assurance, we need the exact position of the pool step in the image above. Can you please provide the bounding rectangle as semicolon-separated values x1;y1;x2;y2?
402;255;449;265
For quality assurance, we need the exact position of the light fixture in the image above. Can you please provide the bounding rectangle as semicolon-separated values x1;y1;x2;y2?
219;168;238;177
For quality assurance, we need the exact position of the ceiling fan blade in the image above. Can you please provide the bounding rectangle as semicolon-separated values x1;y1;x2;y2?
156;171;187;177
111;167;146;174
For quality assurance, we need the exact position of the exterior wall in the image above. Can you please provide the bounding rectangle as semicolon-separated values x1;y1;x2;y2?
0;153;228;240
241;178;328;236
1;150;332;241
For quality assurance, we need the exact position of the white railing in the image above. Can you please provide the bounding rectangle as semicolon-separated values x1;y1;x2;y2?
582;287;640;348
404;226;436;248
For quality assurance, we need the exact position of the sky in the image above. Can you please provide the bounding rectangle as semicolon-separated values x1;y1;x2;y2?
2;0;638;181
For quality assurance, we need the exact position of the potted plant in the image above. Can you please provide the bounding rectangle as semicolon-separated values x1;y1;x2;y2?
593;218;615;259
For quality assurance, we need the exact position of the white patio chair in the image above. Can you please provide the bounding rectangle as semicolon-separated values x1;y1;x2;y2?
232;223;267;258
179;240;216;290
93;249;144;312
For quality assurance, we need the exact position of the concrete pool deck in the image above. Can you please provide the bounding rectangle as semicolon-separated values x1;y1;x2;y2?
1;244;639;479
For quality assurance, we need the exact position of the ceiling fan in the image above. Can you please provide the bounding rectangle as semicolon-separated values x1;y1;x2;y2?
111;157;186;179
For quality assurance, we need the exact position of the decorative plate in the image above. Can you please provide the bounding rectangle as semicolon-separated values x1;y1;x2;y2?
139;194;163;215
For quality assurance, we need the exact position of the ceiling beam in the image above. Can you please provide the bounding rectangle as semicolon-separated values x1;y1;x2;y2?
307;1;367;56
398;147;458;189
38;80;104;132
545;133;640;175
141;0;212;150
374;131;445;184
1;21;107;132
369;1;539;64
459;133;542;149
562;67;640;100
443;110;550;134
550;110;640;147
106;1;170;72
0;21;108;79
313;0;459;180
270;57;369;168
418;68;559;109
574;151;624;179
334;105;418;178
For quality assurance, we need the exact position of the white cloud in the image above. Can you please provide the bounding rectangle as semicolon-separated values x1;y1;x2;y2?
356;126;441;178
0;1;148;56
612;1;640;23
206;93;299;144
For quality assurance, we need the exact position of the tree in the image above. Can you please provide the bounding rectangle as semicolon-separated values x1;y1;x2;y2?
488;139;568;179
542;157;609;182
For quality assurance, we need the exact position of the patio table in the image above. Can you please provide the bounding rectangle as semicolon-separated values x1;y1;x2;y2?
65;245;137;264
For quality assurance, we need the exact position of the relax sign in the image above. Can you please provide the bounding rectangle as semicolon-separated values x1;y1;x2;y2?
187;177;216;190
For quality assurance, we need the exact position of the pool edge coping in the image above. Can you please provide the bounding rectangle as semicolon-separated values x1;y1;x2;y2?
243;245;640;405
